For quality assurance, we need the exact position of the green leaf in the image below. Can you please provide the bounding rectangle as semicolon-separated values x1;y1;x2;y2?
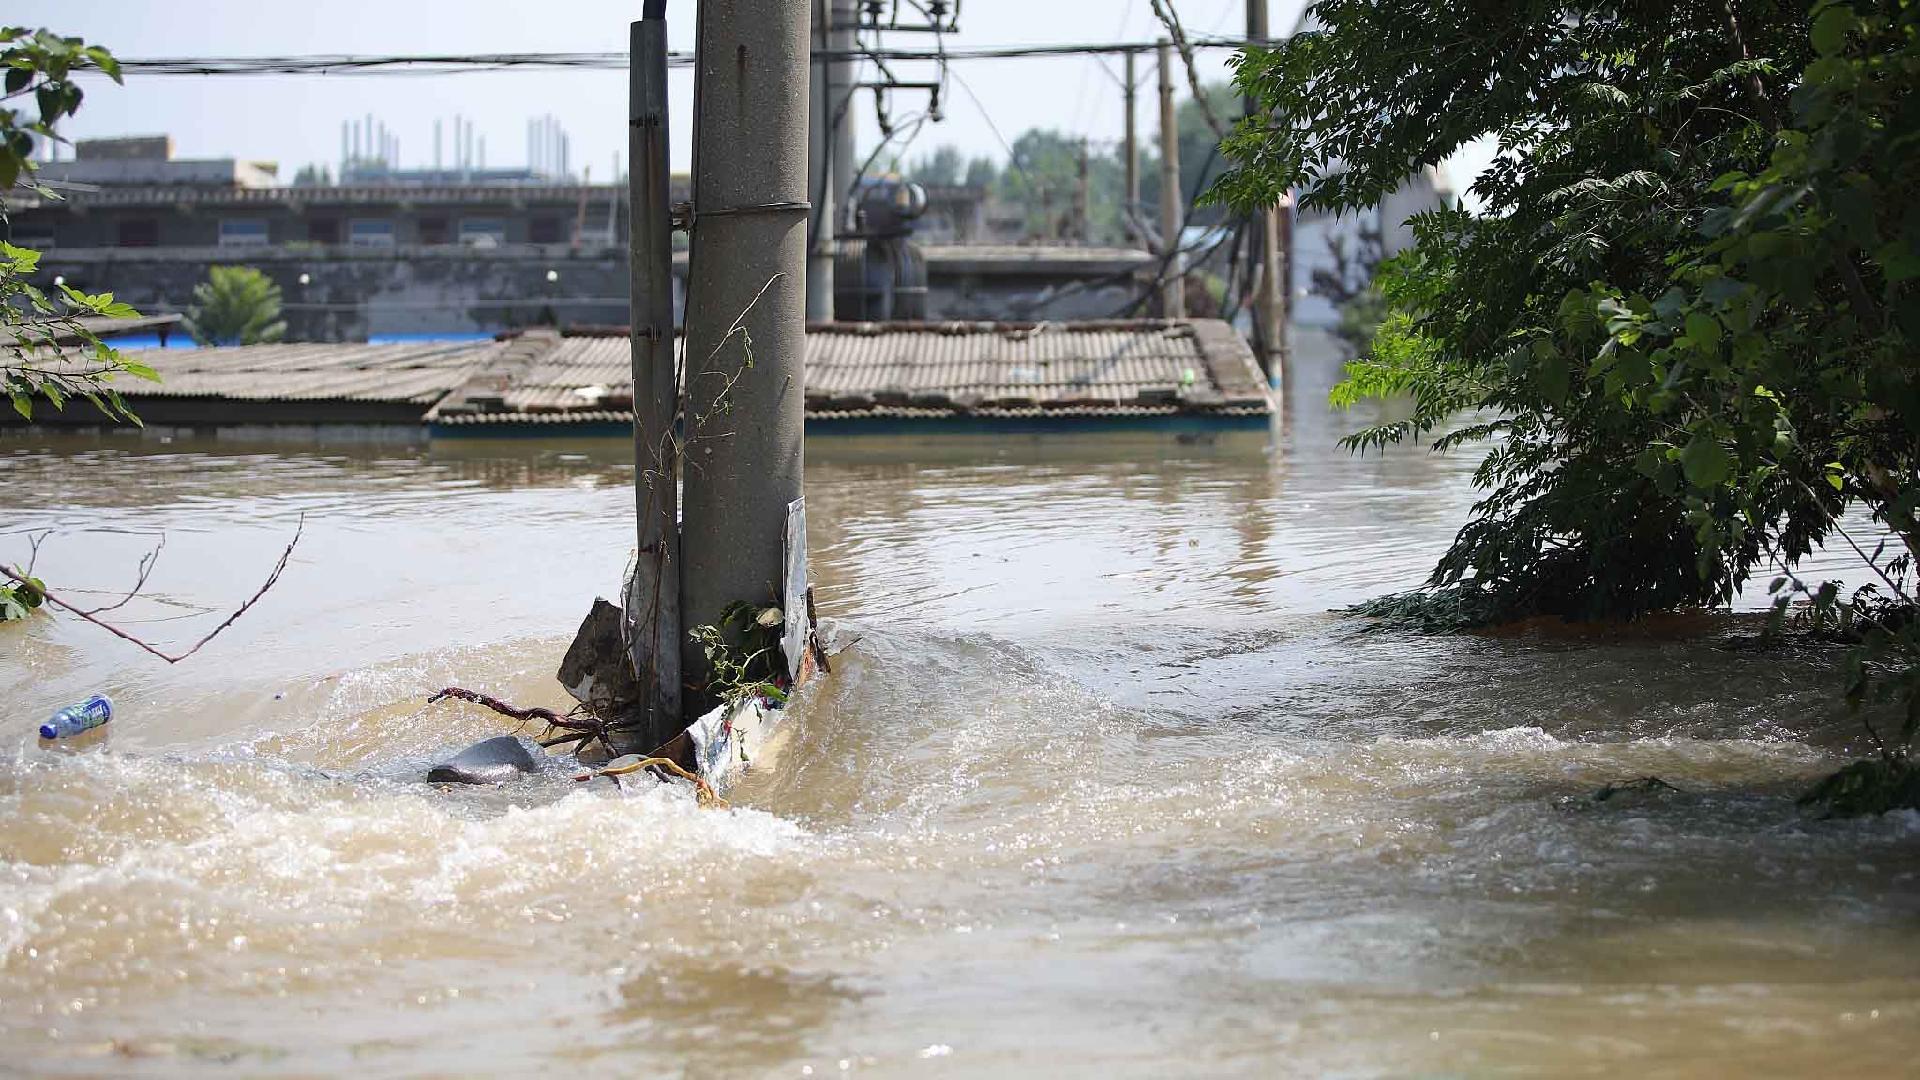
1879;243;1920;283
1810;5;1853;56
1681;432;1734;488
1708;170;1748;193
1684;312;1723;348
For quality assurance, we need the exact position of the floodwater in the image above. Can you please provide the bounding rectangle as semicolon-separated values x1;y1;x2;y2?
2;333;1916;1077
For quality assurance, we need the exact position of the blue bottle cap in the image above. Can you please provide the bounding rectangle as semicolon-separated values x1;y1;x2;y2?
38;723;56;739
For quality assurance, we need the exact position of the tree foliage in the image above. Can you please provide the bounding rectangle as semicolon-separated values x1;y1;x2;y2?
1214;0;1920;782
908;145;966;187
1;27;153;424
184;265;288;346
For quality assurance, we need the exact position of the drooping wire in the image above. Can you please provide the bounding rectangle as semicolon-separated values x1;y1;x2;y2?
107;39;1256;78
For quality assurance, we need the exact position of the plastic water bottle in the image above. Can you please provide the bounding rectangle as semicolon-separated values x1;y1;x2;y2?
40;694;113;740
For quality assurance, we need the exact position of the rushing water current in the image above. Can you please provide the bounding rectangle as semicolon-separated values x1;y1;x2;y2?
2;338;1917;1077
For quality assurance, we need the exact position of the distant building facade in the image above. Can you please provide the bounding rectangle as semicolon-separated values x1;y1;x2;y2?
35;134;281;190
8;137;1161;337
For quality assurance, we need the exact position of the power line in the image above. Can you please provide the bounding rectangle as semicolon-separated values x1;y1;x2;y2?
109;39;1256;78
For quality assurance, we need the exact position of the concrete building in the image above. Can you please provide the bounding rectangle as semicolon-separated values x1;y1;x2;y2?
33;135;280;190
7;135;1165;337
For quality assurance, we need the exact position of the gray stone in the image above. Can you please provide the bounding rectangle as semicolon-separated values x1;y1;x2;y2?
427;735;542;785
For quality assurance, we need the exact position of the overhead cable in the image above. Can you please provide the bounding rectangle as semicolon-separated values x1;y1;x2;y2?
110;39;1257;78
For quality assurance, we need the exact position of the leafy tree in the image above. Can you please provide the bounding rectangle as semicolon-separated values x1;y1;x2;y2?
1214;0;1821;620
963;154;1000;188
992;128;1129;244
1213;0;1920;801
908;144;965;187
1;28;154;425
1;27;156;624
184;265;288;346
2;30;297;648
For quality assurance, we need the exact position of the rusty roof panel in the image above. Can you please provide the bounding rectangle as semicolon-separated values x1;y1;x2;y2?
111;340;499;403
69;320;1269;425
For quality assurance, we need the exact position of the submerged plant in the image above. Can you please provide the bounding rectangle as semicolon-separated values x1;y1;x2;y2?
687;600;790;708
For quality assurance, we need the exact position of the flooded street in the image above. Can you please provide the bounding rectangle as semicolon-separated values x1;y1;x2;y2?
3;341;1917;1077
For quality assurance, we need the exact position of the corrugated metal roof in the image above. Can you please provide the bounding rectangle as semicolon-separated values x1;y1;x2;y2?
22;321;1268;426
108;340;498;404
427;320;1272;425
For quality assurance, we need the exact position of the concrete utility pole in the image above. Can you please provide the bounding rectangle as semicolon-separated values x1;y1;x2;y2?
1248;0;1285;382
626;0;682;740
1077;138;1092;244
806;0;837;320
829;0;858;239
1156;39;1186;319
678;0;811;713
1123;51;1140;218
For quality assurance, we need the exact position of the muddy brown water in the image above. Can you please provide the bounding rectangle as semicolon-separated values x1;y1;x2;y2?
2;338;1916;1077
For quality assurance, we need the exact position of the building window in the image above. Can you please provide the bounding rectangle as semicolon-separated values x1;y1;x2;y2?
349;218;396;248
458;217;507;248
218;218;270;247
8;225;55;249
529;217;566;245
307;218;340;245
117;219;159;247
418;216;450;245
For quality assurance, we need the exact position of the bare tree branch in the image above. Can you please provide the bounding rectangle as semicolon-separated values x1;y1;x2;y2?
73;533;165;616
1;516;302;664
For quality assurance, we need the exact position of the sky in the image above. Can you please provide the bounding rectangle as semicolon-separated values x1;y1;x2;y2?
15;1;1317;179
